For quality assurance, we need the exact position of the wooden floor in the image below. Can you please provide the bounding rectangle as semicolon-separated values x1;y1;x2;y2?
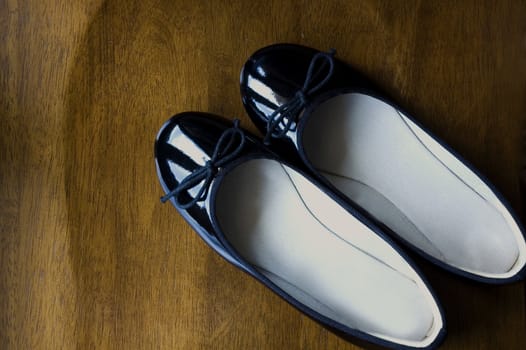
1;1;526;349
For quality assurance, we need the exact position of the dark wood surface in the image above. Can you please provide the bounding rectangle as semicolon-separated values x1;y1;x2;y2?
1;1;525;349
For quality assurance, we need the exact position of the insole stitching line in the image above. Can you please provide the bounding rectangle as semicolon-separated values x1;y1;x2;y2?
394;110;526;270
277;163;418;285
317;169;447;261
395;109;487;202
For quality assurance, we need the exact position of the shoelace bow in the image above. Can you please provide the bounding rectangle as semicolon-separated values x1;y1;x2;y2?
160;119;246;209
263;48;336;145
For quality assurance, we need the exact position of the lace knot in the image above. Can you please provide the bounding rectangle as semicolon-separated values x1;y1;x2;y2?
295;90;307;105
160;119;246;208
264;48;336;144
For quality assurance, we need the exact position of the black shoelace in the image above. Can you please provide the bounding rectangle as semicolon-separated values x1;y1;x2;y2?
160;119;246;209
263;49;336;145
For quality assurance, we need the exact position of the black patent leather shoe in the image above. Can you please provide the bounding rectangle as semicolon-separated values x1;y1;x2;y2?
240;43;526;284
155;112;446;350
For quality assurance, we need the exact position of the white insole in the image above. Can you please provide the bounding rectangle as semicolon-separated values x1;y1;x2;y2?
215;159;442;345
302;93;526;277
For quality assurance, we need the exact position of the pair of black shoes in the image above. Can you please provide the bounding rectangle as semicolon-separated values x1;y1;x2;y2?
155;44;526;349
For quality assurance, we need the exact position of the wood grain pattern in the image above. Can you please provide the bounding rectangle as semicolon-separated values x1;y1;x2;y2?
1;0;525;349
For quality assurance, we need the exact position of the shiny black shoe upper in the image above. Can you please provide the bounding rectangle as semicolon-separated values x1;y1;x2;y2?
155;113;445;349
240;43;526;284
